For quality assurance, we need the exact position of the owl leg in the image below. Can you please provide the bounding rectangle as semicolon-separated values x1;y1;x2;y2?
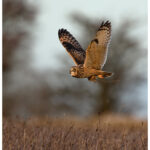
88;76;96;82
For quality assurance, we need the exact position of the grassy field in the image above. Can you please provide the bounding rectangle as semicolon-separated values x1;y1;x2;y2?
3;114;147;150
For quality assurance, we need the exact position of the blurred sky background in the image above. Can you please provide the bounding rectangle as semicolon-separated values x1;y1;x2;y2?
31;0;147;118
3;0;147;118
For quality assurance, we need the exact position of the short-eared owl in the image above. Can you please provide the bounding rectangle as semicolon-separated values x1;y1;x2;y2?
58;21;113;81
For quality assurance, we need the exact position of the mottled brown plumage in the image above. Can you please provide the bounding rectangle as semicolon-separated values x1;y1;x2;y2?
58;29;85;65
58;21;113;81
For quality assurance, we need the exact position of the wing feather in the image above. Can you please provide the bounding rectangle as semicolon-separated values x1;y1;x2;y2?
84;21;111;69
58;29;85;65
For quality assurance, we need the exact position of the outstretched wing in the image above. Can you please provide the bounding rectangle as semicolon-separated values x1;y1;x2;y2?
84;21;111;69
58;29;85;65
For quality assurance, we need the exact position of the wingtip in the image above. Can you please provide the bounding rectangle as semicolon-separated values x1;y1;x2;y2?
58;28;70;38
104;20;111;27
98;20;111;31
58;28;65;38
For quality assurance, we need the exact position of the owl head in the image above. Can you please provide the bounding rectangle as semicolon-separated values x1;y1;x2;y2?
70;66;78;77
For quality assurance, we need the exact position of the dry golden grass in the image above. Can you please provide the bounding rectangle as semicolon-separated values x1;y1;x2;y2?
3;114;147;150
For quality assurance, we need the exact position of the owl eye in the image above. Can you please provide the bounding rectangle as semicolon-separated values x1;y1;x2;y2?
71;67;76;72
73;68;76;72
70;68;75;72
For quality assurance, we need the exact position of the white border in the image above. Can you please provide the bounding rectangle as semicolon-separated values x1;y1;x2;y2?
148;0;149;149
0;0;2;149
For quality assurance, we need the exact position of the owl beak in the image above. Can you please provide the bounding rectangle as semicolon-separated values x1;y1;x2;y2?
71;71;76;76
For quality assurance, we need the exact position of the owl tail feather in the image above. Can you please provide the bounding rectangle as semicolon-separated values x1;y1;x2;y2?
97;72;113;79
88;72;113;81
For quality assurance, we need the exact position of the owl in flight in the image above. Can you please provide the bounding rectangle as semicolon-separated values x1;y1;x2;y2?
58;21;113;81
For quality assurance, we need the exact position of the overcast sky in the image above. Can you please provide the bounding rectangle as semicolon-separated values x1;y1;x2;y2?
29;0;147;70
